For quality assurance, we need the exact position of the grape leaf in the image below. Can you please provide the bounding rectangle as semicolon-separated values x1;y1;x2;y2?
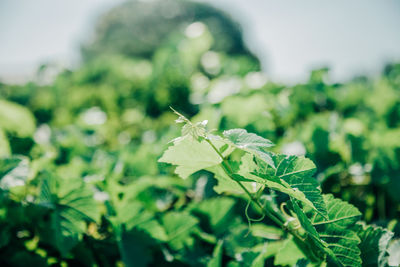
119;228;154;267
248;242;286;267
223;129;274;150
274;237;306;266
355;222;393;267
207;163;258;194
207;240;223;267
289;199;328;264
322;228;361;267
312;194;361;228
190;197;236;235
293;194;362;267
223;129;275;167
258;154;327;217
314;195;362;266
159;137;222;179
237;153;326;217
161;212;199;251
110;198;168;242
38;176;100;256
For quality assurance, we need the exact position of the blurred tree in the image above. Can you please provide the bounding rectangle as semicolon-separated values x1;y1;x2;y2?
80;0;260;117
81;0;256;60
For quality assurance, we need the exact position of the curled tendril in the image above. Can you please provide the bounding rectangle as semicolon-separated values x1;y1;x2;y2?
244;198;266;237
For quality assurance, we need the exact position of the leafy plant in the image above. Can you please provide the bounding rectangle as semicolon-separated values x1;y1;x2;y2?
159;109;394;266
1;3;399;263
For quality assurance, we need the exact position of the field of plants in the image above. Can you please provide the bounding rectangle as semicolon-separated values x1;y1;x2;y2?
1;1;400;266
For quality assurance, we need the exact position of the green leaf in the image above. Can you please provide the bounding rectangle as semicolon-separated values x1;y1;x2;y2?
113;200;153;230
207;163;257;194
0;157;29;190
223;129;275;167
322;228;362;267
51;206;85;256
0;128;10;157
312;194;361;228
0;157;22;179
161;211;199;251
274;237;306;266
119;228;154;267
257;154;327;217
290;198;332;266
0;99;36;137
355;222;393;267
38;176;100;256
250;245;269;267
159;137;222;179
138;219;168;242
295;194;362;267
223;129;274;150
314;195;362;267
110;198;168;242
190;197;236;235
290;199;327;264
207;240;223;267
57;178;100;223
236;153;326;217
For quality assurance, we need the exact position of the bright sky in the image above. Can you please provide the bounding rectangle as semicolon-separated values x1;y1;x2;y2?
1;0;400;83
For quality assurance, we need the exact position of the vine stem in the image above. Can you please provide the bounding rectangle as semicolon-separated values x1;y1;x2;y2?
205;138;284;226
204;138;313;253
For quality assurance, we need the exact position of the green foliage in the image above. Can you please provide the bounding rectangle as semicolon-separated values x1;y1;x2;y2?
355;223;393;267
300;194;362;266
38;175;100;256
207;240;223;267
160;113;395;266
159;137;222;179
223;128;274;164
0;157;22;178
0;2;399;264
253;154;326;217
274;238;304;266
0;99;36;138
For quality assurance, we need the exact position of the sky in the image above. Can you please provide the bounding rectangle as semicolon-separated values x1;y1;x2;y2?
1;0;400;83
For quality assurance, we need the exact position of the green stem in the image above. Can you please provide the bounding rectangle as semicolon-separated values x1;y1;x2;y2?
205;138;283;226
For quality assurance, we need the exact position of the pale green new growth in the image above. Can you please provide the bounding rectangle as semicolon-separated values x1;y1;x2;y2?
223;128;275;167
159;137;222;179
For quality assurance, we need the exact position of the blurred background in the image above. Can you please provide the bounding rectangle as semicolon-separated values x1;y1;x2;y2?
0;0;400;266
1;0;400;83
